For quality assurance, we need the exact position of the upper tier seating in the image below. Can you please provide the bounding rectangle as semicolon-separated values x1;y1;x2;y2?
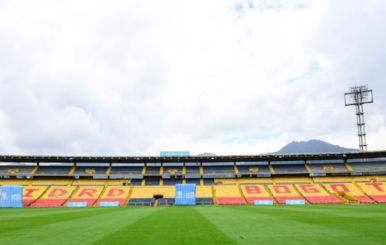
0;166;35;174
203;179;214;185
110;167;144;175
162;179;183;186
295;184;343;204
35;167;72;175
272;164;308;173
308;164;349;173
185;166;200;174
237;165;271;174
145;167;160;174
215;185;245;205
241;185;274;204
73;167;108;175
267;185;304;204
349;162;386;172
203;166;235;174
23;186;47;206
130;179;143;186
96;186;131;206
357;183;386;203
323;183;374;203
185;179;201;185
163;166;183;174
32;186;76;207
145;179;160;186
66;186;104;206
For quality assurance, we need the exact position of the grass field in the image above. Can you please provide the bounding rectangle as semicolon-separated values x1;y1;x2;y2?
1;205;386;245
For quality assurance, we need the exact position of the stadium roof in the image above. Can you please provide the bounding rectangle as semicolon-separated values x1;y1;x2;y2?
0;150;386;163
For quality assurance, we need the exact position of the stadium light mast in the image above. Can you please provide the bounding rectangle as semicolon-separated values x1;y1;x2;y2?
344;85;374;152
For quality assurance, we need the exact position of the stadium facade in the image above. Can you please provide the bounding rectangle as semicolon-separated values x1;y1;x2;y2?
1;150;386;207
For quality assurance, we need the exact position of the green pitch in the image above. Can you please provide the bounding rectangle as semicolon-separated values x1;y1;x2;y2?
0;205;385;245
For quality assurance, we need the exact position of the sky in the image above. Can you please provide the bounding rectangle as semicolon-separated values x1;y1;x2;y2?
0;0;385;156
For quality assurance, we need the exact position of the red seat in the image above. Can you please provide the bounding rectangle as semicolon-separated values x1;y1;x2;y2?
66;199;96;206
245;197;274;204
370;196;386;203
23;199;35;207
97;198;126;206
305;196;343;204
275;197;304;204
353;195;374;203
32;199;67;207
216;197;245;205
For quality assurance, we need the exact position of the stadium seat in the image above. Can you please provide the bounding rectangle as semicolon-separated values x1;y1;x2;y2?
66;186;104;206
23;186;47;206
214;186;245;205
241;185;275;204
324;183;374;203
96;186;131;206
32;186;77;207
357;183;386;203
267;185;305;204
295;184;343;204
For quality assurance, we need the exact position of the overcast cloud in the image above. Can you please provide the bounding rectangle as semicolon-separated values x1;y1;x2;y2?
0;0;385;156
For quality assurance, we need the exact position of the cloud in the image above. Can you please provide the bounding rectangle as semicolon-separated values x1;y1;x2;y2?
0;0;385;156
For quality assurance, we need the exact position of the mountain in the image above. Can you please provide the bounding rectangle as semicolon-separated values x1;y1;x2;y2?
273;140;359;154
197;152;217;156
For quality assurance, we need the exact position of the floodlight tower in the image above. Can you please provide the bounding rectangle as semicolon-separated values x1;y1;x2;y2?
344;85;374;152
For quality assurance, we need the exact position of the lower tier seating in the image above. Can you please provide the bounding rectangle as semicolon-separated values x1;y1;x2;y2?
275;196;304;204
245;197;274;204
32;199;67;207
158;198;175;206
305;196;343;204
196;198;214;205
369;196;386;203
128;198;155;206
217;197;245;205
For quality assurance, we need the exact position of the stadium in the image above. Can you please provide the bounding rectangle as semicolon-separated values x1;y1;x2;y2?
1;150;386;244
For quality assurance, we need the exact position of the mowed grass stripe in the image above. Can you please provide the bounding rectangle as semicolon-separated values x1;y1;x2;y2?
195;205;386;245
0;207;161;245
93;206;236;245
0;207;123;235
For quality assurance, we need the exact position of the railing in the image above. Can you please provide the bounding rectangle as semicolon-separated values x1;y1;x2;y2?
127;202;154;207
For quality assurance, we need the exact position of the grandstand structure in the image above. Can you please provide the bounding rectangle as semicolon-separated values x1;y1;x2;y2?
1;150;386;207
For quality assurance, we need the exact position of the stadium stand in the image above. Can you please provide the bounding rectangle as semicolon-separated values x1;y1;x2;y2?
0;166;35;174
267;185;305;204
35;167;72;175
203;179;215;185
295;184;343;204
237;165;271;174
73;167;108;175
357;182;386;203
145;167;160;175
110;167;144;175
308;164;349;173
32;180;70;186
241;185;275;204
163;179;183;186
163;166;183;175
145;179;160;186
196;186;214;205
349;162;386;172
214;185;245;205
72;180;106;186
203;166;235;174
129;186;175;206
96;186;131;206
312;177;352;183
238;178;272;184
185;179;201;185
0;180;31;186
274;177;311;184
324;183;374;203
272;164;308;173
66;186;104;206
23;186;47;206
185;166;200;174
32;186;77;207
